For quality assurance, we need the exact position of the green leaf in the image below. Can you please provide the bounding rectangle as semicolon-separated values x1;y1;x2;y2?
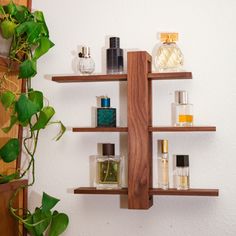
0;172;19;184
32;208;52;235
19;59;37;79
15;5;30;23
0;91;15;110
28;90;44;111
31;106;55;131
34;37;54;60
0;138;19;163
33;11;49;37
42;192;59;213
15;94;39;124
53;121;66;141
15;21;42;44
0;20;17;39
48;213;69;236
5;0;17;15
2;115;18;133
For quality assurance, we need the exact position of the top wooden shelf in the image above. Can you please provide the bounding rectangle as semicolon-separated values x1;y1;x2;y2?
51;72;192;83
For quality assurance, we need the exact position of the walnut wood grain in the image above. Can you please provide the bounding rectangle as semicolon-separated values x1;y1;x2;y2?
149;188;219;196
0;179;28;236
74;187;128;195
148;72;192;80
52;74;127;83
72;127;128;132
149;126;216;132
127;51;153;209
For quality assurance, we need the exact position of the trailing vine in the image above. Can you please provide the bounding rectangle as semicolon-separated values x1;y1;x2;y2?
0;1;69;235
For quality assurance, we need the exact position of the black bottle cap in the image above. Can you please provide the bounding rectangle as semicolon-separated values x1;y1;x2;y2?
176;155;189;167
109;37;120;48
102;143;115;156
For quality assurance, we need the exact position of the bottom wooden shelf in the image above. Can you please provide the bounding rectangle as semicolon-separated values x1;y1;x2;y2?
74;187;219;196
149;188;219;196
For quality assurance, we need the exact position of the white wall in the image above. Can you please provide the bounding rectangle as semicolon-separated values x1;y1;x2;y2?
30;0;236;235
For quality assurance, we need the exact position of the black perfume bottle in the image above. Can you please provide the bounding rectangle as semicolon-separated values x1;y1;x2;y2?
106;37;123;74
97;96;116;127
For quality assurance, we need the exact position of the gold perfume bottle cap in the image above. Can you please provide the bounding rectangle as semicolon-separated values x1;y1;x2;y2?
160;33;178;43
161;140;168;153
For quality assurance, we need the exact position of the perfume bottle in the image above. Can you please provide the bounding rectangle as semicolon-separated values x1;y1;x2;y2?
97;96;116;127
175;155;190;190
106;37;124;74
155;32;184;72
96;143;122;189
78;46;95;74
158;140;169;190
174;90;193;127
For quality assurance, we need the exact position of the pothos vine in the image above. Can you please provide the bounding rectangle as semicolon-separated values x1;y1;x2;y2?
0;1;69;235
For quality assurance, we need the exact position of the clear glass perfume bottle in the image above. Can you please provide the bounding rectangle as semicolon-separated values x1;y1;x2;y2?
78;46;95;74
97;96;116;127
175;155;190;190
174;90;193;127
158;140;169;190
96;143;122;189
155;32;184;72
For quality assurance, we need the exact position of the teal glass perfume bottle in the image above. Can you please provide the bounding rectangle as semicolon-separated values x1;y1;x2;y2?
97;96;116;127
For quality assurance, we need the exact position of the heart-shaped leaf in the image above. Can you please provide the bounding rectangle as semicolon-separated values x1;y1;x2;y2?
0;138;19;163
0;20;17;39
34;37;54;60
42;192;60;213
48;213;69;236
15;94;39;124
33;11;49;37
31;106;55;131
28;90;44;111
32;208;52;235
0;91;15;110
5;0;17;15
19;59;37;79
15;5;30;23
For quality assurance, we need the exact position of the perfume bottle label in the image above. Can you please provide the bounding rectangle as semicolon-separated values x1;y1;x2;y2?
178;115;193;123
161;159;169;184
178;176;189;189
97;108;116;127
97;160;120;184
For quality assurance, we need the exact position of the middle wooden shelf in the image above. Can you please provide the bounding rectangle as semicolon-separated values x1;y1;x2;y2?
72;126;216;132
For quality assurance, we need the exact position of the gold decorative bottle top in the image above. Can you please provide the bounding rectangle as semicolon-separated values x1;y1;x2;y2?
160;33;178;43
161;140;168;153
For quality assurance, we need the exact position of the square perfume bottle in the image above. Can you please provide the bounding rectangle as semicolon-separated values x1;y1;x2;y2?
97;96;116;127
96;143;122;189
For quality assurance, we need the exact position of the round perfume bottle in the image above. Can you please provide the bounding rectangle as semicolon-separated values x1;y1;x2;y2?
155;33;184;72
78;46;95;74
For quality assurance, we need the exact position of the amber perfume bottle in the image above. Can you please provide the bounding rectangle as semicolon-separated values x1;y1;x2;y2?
96;143;122;189
175;155;190;190
155;32;184;72
158;140;169;190
174;90;193;127
97;96;116;127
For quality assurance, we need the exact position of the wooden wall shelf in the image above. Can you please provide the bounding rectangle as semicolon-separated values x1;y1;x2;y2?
74;187;128;195
51;74;127;83
53;51;217;210
149;126;216;132
51;72;192;83
148;72;192;80
74;187;219;197
72;127;128;132
149;188;219;196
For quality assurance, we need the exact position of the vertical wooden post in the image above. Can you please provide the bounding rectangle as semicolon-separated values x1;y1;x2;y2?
127;52;153;209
